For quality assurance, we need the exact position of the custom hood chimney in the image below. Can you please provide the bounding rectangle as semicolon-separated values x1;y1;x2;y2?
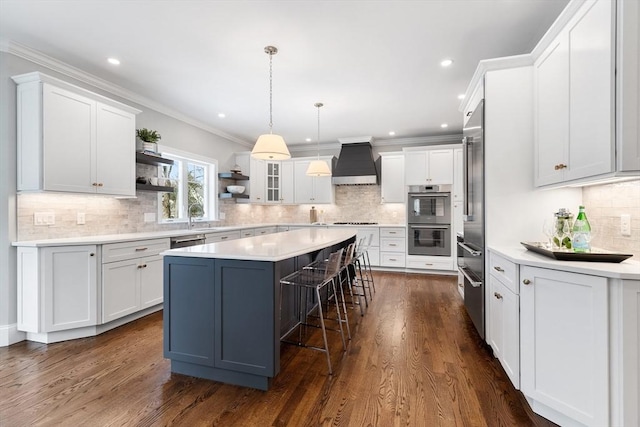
332;137;379;185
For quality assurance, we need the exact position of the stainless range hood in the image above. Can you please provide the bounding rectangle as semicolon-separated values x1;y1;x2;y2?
332;138;379;185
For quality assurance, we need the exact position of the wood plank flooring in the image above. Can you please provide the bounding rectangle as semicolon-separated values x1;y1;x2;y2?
0;272;558;426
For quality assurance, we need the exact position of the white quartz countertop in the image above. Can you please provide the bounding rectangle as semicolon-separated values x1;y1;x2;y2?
490;245;640;280
162;228;358;262
12;223;401;247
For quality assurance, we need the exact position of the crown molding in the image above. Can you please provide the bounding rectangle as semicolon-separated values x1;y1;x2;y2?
0;38;252;148
373;134;463;148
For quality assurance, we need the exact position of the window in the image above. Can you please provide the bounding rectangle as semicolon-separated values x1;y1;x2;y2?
158;147;217;223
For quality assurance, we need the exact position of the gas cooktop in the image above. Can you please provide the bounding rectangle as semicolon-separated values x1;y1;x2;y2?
333;222;379;225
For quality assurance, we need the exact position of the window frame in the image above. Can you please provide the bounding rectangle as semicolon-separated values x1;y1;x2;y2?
156;145;218;224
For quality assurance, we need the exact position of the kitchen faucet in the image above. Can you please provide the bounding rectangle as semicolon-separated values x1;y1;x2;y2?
187;203;203;229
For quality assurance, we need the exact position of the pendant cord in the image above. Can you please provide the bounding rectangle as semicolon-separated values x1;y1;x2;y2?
269;52;273;134
316;105;320;160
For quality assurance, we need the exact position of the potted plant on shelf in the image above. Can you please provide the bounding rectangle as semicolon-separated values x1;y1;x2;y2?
136;128;161;153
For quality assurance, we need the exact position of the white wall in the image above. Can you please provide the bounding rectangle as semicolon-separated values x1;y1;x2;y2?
0;51;248;346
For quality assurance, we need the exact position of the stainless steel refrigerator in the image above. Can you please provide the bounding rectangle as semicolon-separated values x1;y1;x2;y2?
459;100;485;339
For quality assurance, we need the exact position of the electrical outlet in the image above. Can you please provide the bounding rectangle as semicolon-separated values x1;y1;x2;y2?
77;212;86;225
621;214;631;236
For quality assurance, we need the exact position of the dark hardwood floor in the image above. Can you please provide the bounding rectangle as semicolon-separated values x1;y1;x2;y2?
0;272;557;426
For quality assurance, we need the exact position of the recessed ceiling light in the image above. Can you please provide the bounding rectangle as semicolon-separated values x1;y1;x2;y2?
305;138;312;142
441;123;448;128
457;94;465;100
218;113;226;118
388;131;396;136
107;57;120;65
440;59;454;67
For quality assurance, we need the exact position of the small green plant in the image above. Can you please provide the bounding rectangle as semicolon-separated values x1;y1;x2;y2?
136;128;161;143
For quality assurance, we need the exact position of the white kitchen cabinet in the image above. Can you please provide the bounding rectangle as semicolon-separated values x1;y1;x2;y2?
534;0;615;186
102;238;169;323
240;229;255;238
293;158;334;204
452;147;464;245
205;230;241;243
380;152;405;203
249;157;265;203
487;252;520;389
520;265;609;427
356;227;380;267
253;226;278;236
405;255;453;271
379;227;405;268
265;161;294;204
404;149;453;186
17;245;98;341
12;72;139;196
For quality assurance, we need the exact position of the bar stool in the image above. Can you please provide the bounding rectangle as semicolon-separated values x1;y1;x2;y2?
354;236;376;299
340;242;367;316
279;249;347;374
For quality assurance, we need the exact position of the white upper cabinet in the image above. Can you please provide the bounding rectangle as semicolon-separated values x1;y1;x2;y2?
293;158;334;204
533;0;637;187
453;148;463;202
404;148;453;186
249;157;265;203
380;152;405;203
265;161;294;204
13;72;140;196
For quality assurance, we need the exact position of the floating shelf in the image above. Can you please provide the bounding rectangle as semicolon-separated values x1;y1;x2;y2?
136;152;174;166
136;183;175;192
219;192;249;199
218;172;249;180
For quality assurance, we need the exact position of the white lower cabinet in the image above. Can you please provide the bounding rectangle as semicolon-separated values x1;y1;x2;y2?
520;265;609;427
356;228;380;267
17;245;98;341
205;230;241;243
101;238;169;323
405;255;453;271
487;252;519;389
379;227;405;268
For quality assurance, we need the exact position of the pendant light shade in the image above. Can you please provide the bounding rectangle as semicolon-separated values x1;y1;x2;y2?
306;102;331;176
252;46;290;160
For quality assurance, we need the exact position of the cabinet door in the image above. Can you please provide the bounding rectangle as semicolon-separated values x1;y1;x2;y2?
428;149;453;184
404;151;428;185
249;157;265;203
534;37;569;186
311;174;333;204
140;254;164;308
453;148;463;201
42;245;97;332
294;160;315;203
102;258;139;323
520;266;608;426
96;103;136;196
565;0;614;181
42;83;96;193
280;160;295;203
265;161;281;203
489;276;520;389
381;154;405;203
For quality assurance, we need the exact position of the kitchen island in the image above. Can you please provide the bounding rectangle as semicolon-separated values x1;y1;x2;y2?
161;228;357;390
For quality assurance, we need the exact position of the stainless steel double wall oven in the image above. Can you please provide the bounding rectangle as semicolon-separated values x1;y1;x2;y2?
407;185;452;256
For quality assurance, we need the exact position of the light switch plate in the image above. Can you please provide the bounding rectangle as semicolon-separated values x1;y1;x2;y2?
77;212;86;225
34;212;55;225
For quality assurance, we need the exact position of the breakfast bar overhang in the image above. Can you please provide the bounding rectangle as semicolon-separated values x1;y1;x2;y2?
161;228;357;390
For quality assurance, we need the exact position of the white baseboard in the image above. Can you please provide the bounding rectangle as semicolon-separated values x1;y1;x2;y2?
0;323;27;347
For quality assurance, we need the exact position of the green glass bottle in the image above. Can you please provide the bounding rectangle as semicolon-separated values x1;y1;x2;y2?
572;205;591;252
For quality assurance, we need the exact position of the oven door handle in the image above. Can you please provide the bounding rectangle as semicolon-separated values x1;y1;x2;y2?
410;225;450;229
458;266;482;288
409;194;450;198
457;241;482;257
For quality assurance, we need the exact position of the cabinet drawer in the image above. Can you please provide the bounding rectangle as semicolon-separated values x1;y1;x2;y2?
380;227;406;238
406;256;453;271
240;230;255;238
489;252;518;294
380;252;405;267
206;231;241;243
356;228;380;247
102;238;170;263
380;237;405;252
254;227;278;236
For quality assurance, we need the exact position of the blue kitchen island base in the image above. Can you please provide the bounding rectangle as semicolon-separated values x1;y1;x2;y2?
162;229;356;390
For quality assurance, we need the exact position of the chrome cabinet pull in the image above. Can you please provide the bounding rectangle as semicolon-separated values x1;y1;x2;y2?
135;247;148;251
493;266;504;272
523;279;531;285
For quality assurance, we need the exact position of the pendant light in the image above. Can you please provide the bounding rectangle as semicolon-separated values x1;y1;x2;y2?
306;102;332;176
251;46;291;160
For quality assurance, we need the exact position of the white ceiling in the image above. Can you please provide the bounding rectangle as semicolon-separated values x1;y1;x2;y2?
0;0;569;148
